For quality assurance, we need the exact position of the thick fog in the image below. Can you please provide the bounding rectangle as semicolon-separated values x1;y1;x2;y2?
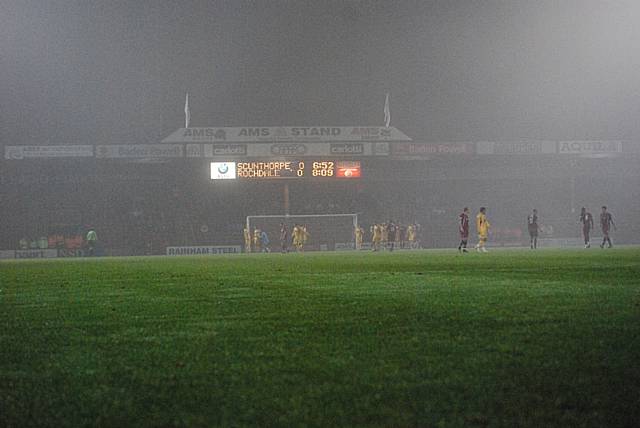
1;1;639;253
3;0;640;141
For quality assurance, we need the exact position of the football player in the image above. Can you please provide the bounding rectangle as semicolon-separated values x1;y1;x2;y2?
579;207;594;248
354;225;364;250
458;207;470;253
527;209;539;249
475;207;491;253
599;206;616;248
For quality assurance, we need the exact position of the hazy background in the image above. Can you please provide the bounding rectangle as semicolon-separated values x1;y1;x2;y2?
1;1;640;252
2;0;640;145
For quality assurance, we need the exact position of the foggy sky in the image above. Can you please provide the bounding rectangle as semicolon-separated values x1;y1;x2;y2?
2;0;640;146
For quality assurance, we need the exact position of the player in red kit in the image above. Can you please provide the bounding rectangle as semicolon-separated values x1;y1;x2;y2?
579;207;594;248
457;207;470;253
599;206;616;248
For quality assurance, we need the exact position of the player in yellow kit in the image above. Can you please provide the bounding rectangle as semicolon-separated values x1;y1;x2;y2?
475;207;491;253
243;227;251;253
292;224;303;252
371;224;382;251
253;228;261;253
354;225;364;250
406;224;416;249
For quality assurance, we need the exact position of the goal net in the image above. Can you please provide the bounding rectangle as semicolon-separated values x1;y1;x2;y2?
246;213;359;252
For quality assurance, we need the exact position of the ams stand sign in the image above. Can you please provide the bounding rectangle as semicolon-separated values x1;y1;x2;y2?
162;126;412;143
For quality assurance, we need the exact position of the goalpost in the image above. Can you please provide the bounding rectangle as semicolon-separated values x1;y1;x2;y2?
246;213;359;252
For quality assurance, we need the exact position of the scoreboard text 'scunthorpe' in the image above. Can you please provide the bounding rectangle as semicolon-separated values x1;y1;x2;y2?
211;160;361;180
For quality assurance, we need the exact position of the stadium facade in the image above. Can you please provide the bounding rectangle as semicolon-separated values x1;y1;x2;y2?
1;127;639;257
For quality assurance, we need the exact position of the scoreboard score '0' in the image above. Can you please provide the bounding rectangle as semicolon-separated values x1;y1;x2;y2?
211;160;361;180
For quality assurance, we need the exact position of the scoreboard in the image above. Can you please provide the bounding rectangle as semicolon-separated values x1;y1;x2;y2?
211;160;361;180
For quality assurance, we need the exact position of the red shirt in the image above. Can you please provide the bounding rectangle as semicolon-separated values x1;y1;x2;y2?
600;212;613;231
459;212;469;236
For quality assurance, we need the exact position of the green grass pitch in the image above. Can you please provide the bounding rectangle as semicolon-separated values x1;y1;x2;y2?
1;248;639;427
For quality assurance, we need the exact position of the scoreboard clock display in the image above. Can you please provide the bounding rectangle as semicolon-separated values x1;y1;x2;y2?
211;160;361;180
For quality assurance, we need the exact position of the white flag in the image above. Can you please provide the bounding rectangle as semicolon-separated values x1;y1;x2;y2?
184;93;190;129
384;93;391;127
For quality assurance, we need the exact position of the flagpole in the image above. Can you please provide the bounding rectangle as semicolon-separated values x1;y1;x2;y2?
184;93;190;129
384;93;390;128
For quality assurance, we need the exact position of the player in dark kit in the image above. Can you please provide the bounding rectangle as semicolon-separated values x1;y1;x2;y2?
387;221;397;251
599;206;616;248
458;207;470;253
279;223;289;253
527;209;539;249
579;207;594;248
